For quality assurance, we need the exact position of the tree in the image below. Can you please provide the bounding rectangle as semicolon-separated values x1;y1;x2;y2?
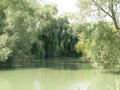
75;22;120;69
0;0;40;63
0;0;80;67
76;0;120;68
31;6;79;59
91;22;120;69
77;0;120;35
0;34;12;61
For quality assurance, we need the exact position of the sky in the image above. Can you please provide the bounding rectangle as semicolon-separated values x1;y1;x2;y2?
37;0;79;15
36;0;113;22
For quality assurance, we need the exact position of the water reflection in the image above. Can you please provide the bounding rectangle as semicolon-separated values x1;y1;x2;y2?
70;81;91;90
0;65;120;90
78;82;90;90
34;80;41;90
31;59;93;70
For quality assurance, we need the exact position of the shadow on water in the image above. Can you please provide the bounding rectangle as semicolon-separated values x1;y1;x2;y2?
102;69;120;74
0;58;93;71
27;58;93;70
1;59;120;75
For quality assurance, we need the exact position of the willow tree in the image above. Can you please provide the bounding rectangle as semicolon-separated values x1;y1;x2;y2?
33;6;78;59
31;4;58;59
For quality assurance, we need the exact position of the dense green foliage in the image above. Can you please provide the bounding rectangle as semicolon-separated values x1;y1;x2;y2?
75;0;120;69
0;0;79;67
0;0;120;69
32;15;79;59
75;22;120;69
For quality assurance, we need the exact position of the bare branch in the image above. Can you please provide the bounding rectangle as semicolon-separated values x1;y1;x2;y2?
109;0;120;30
93;0;112;18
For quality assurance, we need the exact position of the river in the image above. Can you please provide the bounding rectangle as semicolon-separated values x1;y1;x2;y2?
0;60;120;90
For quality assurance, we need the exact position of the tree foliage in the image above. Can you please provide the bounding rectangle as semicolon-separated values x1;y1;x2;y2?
74;0;120;69
75;22;120;69
0;0;79;64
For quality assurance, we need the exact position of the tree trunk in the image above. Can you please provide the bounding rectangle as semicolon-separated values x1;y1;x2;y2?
109;0;120;36
93;0;120;36
109;0;120;30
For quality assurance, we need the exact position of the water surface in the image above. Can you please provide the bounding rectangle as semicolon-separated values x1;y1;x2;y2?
0;67;120;90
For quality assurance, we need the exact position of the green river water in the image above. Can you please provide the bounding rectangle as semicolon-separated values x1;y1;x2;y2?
0;61;120;90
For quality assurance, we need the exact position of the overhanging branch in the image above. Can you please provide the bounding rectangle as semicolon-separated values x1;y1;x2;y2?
93;0;112;18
